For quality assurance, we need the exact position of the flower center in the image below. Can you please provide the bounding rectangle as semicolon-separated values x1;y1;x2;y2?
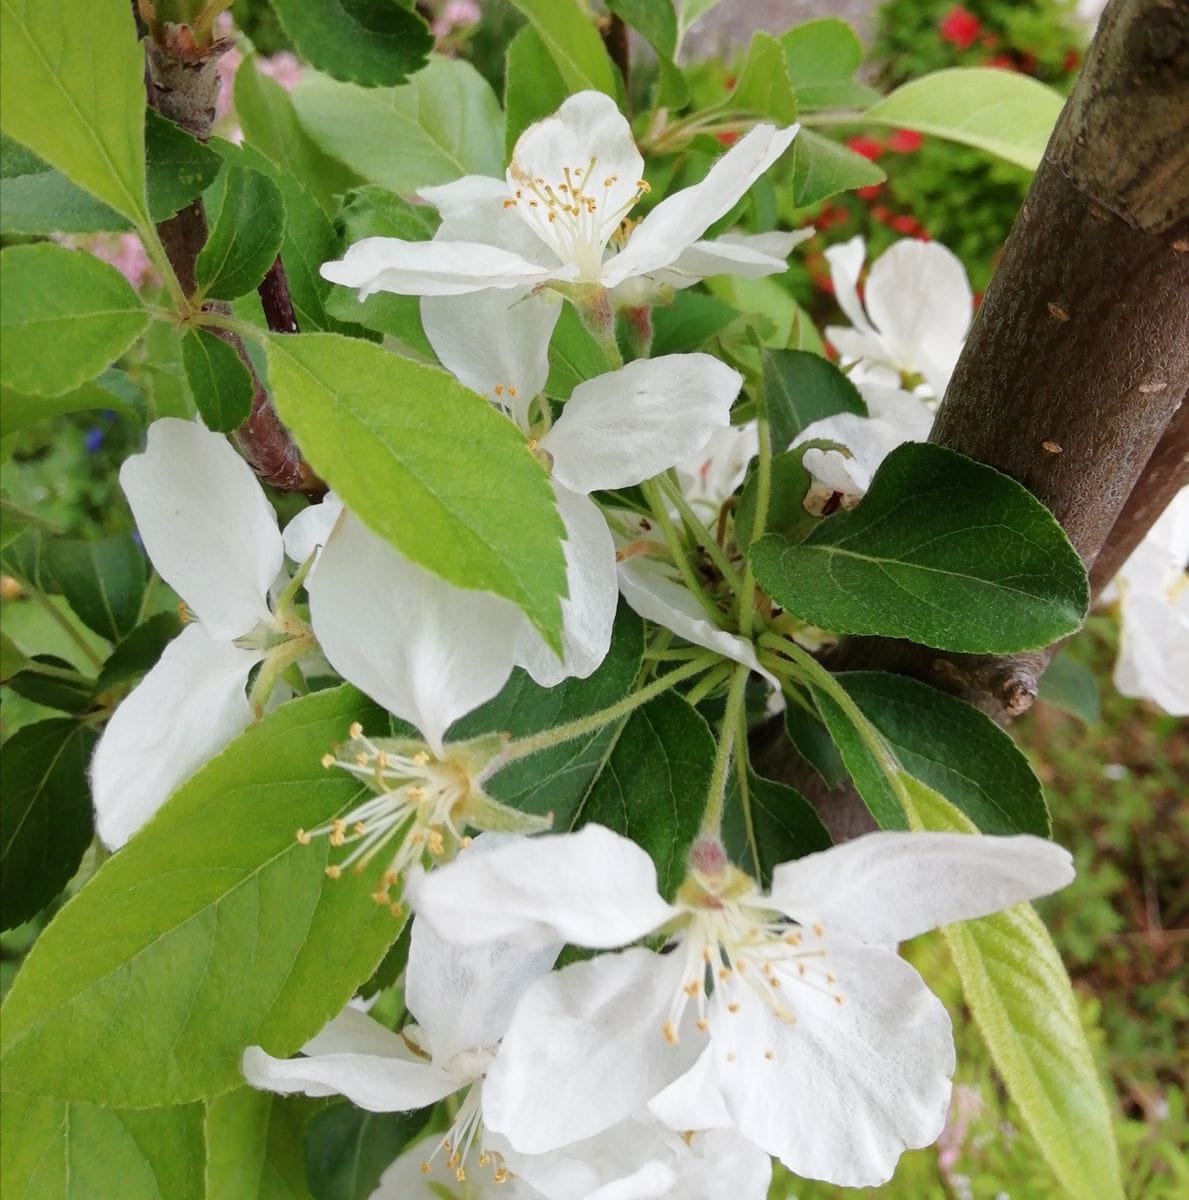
661;881;846;1048
419;1081;513;1186
296;724;474;911
504;156;650;281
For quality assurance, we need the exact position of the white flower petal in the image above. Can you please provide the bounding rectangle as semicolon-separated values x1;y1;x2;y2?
671;1129;773;1200
410;826;677;951
601;124;800;287
302;1005;409;1056
306;513;521;755
823;234;876;339
800;445;870;496
282;492;343;565
91;624;260;848
515;484;618;687
768;831;1074;945
540;355;742;494
712;930;955;1187
422;288;561;423
120;419;281;639
420;176;552;264
864;239;971;397
616;551;775;685
321;237;573;297
1114;587;1189;715
656;228;813;286
483;949;699;1153
406;917;560;1064
648;1047;732;1131
675;423;759;514
369;1137;550;1199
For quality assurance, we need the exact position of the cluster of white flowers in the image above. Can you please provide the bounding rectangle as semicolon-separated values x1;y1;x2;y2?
92;90;1179;1196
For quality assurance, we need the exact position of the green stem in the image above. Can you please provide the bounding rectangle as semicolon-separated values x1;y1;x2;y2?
194;308;266;343
733;710;761;877
640;480;729;628
700;665;749;837
499;654;715;763
659;473;744;596
683;660;733;708
737;414;772;638
572;287;624;369
29;588;104;670
138;222;191;316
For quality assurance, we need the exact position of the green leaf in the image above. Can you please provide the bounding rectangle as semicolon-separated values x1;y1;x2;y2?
195;163;286;301
0;631;30;681
750;443;1089;653
323;186;436;354
143;107;224;223
0;719;96;930
577;691;713;898
902;778;1124;1200
781;18;880;111
841;671;1050;836
606;0;677;59
735;448;818;549
0;244;148;398
0;0;148;225
507;0;617;97
181;328;255;431
0;132;126;234
729;32;797;124
545;302;612;400
675;0;723;47
456;606;645;823
94;610;184;694
783;700;847;789
724;769;830;887
206;1088;313;1200
1;372;143;439
651;292;737;356
265;333;567;653
862;68;1064;171
763;347;865;449
1037;650;1100;724
0;686;402;1107
504;25;569;158
305;1103;425;1200
292;57;504;195
5;655;97;715
44;534;147;643
234;56;361;216
0;1093;205;1200
270;0;433;88
786;128;885;207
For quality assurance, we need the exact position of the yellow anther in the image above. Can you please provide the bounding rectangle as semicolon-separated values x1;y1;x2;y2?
494;384;503;396
765;1049;776;1061
696;1018;710;1032
320;753;335;769
826;971;836;984
390;901;404;917
479;1153;491;1167
636;179;651;193
727;1002;741;1014
412;751;430;766
507;386;518;397
354;752;368;766
325;865;342;879
502;198;517;208
662;1020;679;1044
813;921;825;937
295;828;311;844
784;932;801;946
348;722;364;739
834;994;845;1005
683;981;700;997
604;175;617;186
177;601;191;624
455;1167;467;1182
420;1162;431;1175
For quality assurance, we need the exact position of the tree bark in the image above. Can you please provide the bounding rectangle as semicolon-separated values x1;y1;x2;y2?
754;0;1189;832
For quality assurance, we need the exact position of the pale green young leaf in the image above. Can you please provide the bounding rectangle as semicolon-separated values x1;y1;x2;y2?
292;57;504;195
0;0;148;225
205;1088;313;1200
195;163;286;301
545;302;612;400
270;0;433;88
504;25;569;158
863;68;1064;170
1037;650;1100;724
181;328;255;432
650;291;737;356
786;128;884;207
0;1093;205;1200
265;333;567;653
729;32;797;124
0;630;31;681
0;687;401;1107
0;244;148;398
781;18;880;111
507;0;617;97
750;443;1089;653
902;777;1124;1200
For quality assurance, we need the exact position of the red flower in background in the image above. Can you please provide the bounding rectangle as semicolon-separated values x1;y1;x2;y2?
1062;48;1082;72
887;128;923;153
939;6;981;51
855;183;883;200
986;54;1017;70
847;135;885;161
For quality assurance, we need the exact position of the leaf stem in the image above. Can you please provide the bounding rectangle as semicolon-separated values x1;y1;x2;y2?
700;665;749;837
733;710;762;877
498;654;715;764
658;473;743;596
737;414;773;637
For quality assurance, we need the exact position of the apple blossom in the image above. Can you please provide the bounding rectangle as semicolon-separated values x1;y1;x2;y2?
824;235;973;399
90;419;315;848
321;91;799;301
411;824;1075;1186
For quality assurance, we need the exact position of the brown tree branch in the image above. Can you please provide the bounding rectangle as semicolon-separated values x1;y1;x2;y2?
143;22;321;494
753;0;1189;834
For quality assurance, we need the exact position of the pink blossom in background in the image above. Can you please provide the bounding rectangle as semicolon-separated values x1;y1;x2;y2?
433;0;481;38
76;233;157;291
937;1084;983;1177
212;13;303;141
258;51;302;92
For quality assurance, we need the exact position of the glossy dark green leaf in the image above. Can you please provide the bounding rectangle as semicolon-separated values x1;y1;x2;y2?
577;691;714;898
782;698;847;790
270;0;433;88
724;768;831;887
94;610;184;693
0;719;96;929
195;163;285;301
651;292;738;356
763;347;865;450
306;1103;426;1200
44;533;147;643
181;327;255;432
144;108;223;222
735;449;819;550
751;443;1089;653
841;671;1050;836
5;655;97;714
